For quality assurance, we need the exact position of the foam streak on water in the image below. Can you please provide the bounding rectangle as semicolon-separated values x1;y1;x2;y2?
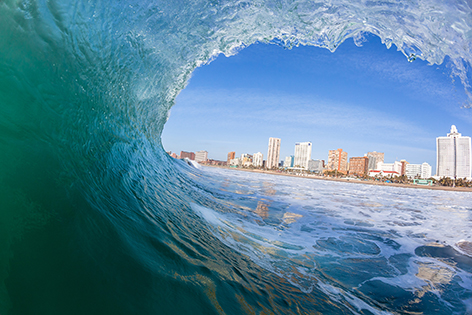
194;166;472;314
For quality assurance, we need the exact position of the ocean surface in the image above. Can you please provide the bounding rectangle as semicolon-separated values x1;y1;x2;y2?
1;0;472;314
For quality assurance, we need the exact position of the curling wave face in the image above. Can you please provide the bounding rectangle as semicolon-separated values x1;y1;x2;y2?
0;0;472;314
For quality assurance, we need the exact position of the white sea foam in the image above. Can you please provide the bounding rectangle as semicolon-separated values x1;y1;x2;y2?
194;166;472;313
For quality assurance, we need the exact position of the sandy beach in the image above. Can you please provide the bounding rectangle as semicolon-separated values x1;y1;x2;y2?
203;165;472;193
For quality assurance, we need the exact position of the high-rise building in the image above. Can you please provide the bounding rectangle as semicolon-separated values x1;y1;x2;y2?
294;142;312;169
180;151;195;160
366;151;385;170
436;125;472;179
267;137;281;169
327;149;348;174
253;152;263;167
349;156;369;176
227;151;235;164
195;150;208;162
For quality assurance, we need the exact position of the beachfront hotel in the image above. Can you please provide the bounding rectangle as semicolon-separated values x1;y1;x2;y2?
405;162;432;179
294;142;312;169
436;125;472;179
327;149;348;174
266;137;281;169
349;156;369;176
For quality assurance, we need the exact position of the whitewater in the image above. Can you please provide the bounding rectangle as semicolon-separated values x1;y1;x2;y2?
1;0;472;314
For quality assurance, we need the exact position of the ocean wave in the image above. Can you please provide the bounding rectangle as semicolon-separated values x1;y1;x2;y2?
1;0;472;314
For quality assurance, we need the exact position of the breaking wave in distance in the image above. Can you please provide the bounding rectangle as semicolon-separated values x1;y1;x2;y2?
1;0;472;314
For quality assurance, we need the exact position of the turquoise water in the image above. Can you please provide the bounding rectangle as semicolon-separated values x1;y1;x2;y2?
1;0;472;314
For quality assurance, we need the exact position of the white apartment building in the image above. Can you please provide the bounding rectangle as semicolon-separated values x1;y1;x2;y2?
376;161;402;174
294;142;312;169
405;164;421;179
267;137;281;169
405;162;432;179
195;150;208;162
421;162;432;179
253;152;263;167
436;125;472;179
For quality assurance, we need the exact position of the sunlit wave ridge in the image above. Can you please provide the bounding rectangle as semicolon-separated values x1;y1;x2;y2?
0;0;472;314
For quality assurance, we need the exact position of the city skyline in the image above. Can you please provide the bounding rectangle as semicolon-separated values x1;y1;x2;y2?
168;130;459;178
161;35;472;173
169;137;437;179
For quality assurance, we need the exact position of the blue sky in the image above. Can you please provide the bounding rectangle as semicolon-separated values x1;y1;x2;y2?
162;34;472;173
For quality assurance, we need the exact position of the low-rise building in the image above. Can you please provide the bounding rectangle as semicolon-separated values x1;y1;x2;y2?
405;162;432;179
201;159;226;166
180;151;195;160
349;156;369;177
284;156;294;168
241;153;253;167
369;170;400;178
376;161;402;174
405;164;422;179
195;150;208;162
307;159;324;173
229;158;241;167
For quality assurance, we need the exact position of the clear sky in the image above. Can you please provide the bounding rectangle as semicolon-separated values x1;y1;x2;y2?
161;34;472;173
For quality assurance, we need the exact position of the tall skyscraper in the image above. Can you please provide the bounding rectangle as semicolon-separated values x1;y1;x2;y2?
253;152;263;167
227;151;235;164
436;125;472;179
327;149;348;173
267;137;281;169
366;151;385;170
294;142;312;169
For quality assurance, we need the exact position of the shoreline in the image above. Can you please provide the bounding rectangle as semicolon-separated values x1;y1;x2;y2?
202;165;472;193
